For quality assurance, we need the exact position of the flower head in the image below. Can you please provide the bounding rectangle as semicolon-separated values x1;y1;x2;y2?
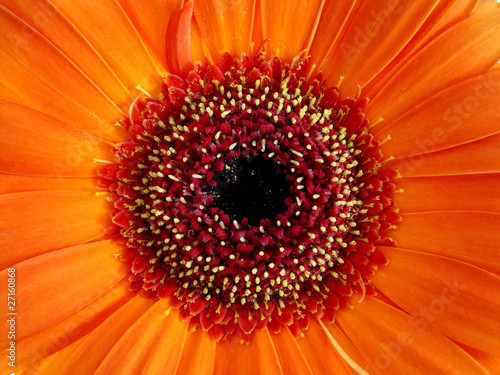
1;0;500;374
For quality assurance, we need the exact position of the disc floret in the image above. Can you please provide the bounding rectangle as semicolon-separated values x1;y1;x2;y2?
99;51;400;342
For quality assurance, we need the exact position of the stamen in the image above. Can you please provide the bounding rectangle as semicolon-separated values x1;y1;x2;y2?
100;51;400;342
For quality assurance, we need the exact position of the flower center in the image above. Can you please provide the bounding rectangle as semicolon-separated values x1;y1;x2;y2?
99;51;400;342
207;156;291;226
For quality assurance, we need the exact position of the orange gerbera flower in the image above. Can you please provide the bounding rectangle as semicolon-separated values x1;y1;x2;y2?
1;0;500;374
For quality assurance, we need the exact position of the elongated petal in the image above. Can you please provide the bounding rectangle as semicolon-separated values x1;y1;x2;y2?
3;0;132;110
386;211;500;274
296;320;353;375
95;300;187;375
336;297;488;374
57;295;156;375
0;240;128;341
367;9;500;123
141;312;189;374
323;0;439;96
364;0;478;96
386;133;500;177
321;322;373;374
260;0;323;60
0;191;112;267
175;329;216;375
11;280;133;373
270;328;313;375
0;175;97;195
0;101;115;177
465;347;500;375
375;71;500;159
472;0;498;14
372;248;500;353
166;0;194;75
194;0;256;62
396;174;500;213
47;0;164;95
117;0;176;73
308;1;357;69
26;342;83;375
214;329;282;375
0;6;127;143
0;80;23;102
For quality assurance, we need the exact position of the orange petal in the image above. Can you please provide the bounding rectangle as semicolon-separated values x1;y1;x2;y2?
464;346;500;375
141;310;189;374
117;0;176;74
374;71;500;159
0;240;128;341
321;322;373;374
367;9;500;124
47;0;164;95
214;329;282;375
3;0;132;110
0;101;115;177
22;340;83;375
194;0;256;62
175;329;216;375
0;174;97;194
0;79;23;102
166;0;194;76
0;191;112;267
270;328;313;375
387;211;500;274
95;300;188;375
308;1;357;70
372;247;500;353
55;294;156;375
385;133;500;177
472;0;499;14
322;0;439;96
364;0;478;97
336;297;488;375
259;0;323;60
250;0;264;51
12;280;134;373
396;174;500;213
296;319;352;375
190;14;206;65
0;6;128;143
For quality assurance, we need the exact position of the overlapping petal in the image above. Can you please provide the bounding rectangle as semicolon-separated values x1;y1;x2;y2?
372;248;500;353
0;6;128;143
194;0;256;62
367;9;500;124
322;0;440;96
0;191;112;267
0;101;116;177
259;0;323;60
95;300;188;375
0;240;128;346
336;297;488;374
6;280;134;374
213;329;282;375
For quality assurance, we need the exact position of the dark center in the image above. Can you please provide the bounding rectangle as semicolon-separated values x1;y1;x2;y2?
208;155;291;226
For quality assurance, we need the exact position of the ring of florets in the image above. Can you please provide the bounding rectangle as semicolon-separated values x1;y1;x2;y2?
99;51;400;342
